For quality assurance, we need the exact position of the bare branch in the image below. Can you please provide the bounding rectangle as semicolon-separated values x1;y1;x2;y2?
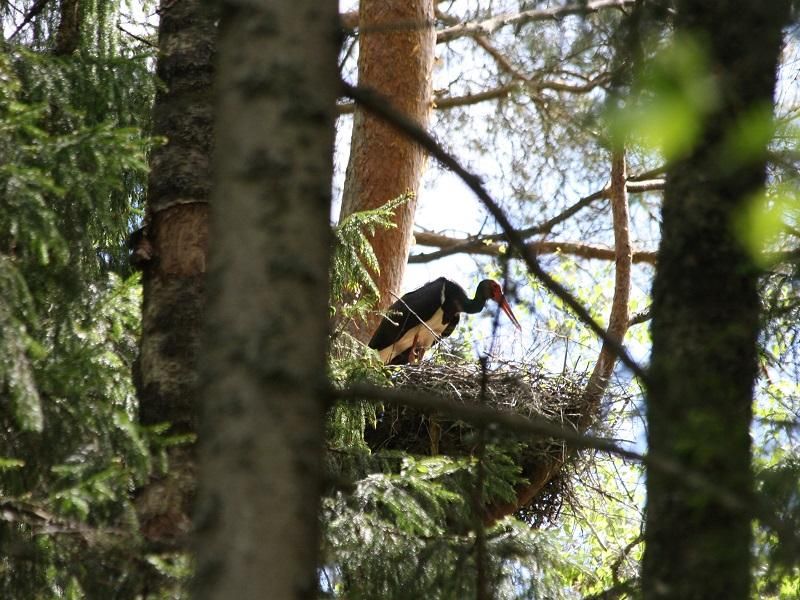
339;85;504;115
477;178;663;241
337;81;567;115
117;23;157;48
9;0;51;39
410;230;658;265
342;81;647;382
434;82;520;109
629;164;667;181
436;0;637;44
337;72;625;116
629;308;652;327
486;150;634;521
472;34;530;81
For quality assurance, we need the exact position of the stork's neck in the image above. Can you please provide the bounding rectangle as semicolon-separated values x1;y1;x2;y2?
463;292;488;314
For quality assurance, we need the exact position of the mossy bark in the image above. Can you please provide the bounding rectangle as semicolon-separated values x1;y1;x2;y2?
642;2;790;598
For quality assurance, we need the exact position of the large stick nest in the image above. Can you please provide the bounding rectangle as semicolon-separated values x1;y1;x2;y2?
364;356;594;524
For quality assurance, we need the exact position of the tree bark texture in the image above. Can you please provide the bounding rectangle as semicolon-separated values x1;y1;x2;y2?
642;2;789;598
339;0;436;340
134;0;215;547
192;2;338;599
53;0;80;55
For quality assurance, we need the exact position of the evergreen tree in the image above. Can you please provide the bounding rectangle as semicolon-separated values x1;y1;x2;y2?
1;0;799;598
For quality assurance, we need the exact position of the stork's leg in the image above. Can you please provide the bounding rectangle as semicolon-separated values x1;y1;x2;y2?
414;346;426;363
409;331;422;365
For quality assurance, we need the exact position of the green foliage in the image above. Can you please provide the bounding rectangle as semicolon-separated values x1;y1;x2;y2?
754;459;800;598
321;452;576;599
330;193;411;327
607;34;717;160
0;274;151;599
738;183;800;266
0;1;156;596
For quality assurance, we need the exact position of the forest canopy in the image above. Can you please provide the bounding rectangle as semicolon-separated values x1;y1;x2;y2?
1;1;799;599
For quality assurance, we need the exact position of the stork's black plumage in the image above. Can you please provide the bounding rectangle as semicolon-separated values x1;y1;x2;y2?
368;277;521;365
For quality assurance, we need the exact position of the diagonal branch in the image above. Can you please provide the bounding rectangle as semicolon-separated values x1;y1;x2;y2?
477;178;664;242
341;81;647;383
8;0;52;39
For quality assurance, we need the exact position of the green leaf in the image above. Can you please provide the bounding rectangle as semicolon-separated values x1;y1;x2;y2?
737;183;799;265
607;34;717;159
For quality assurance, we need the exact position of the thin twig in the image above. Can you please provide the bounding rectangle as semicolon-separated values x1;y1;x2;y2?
117;23;157;48
8;0;51;39
410;231;657;265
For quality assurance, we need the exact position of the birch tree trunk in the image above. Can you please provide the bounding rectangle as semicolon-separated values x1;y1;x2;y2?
340;0;436;340
643;2;790;597
192;0;338;597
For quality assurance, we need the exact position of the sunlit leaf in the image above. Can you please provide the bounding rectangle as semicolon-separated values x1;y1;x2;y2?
737;183;800;265
607;34;717;160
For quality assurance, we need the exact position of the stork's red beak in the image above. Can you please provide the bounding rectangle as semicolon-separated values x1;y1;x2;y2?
497;294;522;330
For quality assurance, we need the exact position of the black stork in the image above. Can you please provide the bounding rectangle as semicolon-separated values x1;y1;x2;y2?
368;277;522;365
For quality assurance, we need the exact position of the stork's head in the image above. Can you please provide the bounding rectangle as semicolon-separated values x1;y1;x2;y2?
478;279;522;330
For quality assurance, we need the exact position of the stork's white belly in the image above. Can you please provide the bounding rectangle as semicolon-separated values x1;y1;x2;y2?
379;308;446;363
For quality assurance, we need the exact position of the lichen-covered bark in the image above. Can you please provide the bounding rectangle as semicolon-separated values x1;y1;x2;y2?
192;1;338;598
642;2;789;598
339;0;436;340
134;0;215;547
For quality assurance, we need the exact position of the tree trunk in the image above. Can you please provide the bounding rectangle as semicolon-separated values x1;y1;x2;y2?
134;0;215;552
339;0;436;340
53;0;80;56
642;2;789;598
192;1;338;598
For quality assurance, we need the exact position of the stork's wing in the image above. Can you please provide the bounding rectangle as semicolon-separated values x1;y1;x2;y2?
368;278;447;351
441;312;460;339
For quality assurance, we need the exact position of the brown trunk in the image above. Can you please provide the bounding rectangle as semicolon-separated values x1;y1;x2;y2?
340;0;436;340
133;0;215;553
192;0;338;596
